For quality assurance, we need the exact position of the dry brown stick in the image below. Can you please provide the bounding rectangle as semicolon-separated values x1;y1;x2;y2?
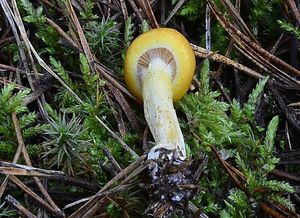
105;93;127;136
194;155;208;181
271;169;300;182
39;0;63;13
162;0;185;25
191;44;264;79
97;154;146;192
233;40;300;88
48;175;99;191
220;0;257;43
23;75;53;105
119;0;128;20
0;63;33;75
65;0;95;73
286;0;300;25
95;63;139;102
65;183;137;211
10;0;49;120
81;184;136;218
95;115;139;158
116;106;127;137
81;201;102;218
107;83;140;131
0;113;25;199
11;113;64;217
136;0;159;28
208;0;300;79
259;202;290;218
0;161;64;177
210;145;247;192
0;36;14;48
120;162;149;184
272;200;300;217
45;17;81;52
269;84;300;132
102;147;123;172
9;175;57;213
211;73;232;104
0;168;52;177
233;45;271;74
270;33;284;55
215;0;239;77
127;0;144;24
5;195;37;218
0;78;27;90
66;155;146;217
160;0;166;23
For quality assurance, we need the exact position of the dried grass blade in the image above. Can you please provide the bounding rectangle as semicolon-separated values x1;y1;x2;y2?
191;44;264;79
11;113;64;216
163;0;185;25
119;0;128;20
136;0;159;28
95;115;139;158
66;155;146;216
208;1;300;80
260;203;291;218
210;145;247;192
220;0;257;42
45;17;81;52
108;83;140;131
9;175;56;214
0;161;64;177
286;0;300;25
0;114;25;199
234;40;299;84
81;184;137;218
5;195;37;218
127;0;143;24
95;63;139;102
65;0;95;73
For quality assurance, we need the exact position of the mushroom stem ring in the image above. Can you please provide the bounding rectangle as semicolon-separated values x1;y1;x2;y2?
124;28;196;164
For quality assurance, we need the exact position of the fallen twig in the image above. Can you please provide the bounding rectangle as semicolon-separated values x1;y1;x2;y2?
5;195;37;218
0;161;64;177
191;44;264;79
66;155;146;217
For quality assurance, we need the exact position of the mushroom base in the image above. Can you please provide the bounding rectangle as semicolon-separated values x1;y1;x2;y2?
144;156;199;217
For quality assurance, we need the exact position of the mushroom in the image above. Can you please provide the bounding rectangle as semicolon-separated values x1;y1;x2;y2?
124;28;195;166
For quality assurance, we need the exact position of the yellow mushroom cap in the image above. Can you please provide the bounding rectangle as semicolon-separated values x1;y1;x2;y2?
124;28;196;102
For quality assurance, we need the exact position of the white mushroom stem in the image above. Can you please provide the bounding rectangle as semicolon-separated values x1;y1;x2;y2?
142;59;186;161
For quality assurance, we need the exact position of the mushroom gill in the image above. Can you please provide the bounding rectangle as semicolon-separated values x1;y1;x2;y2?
137;47;177;88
